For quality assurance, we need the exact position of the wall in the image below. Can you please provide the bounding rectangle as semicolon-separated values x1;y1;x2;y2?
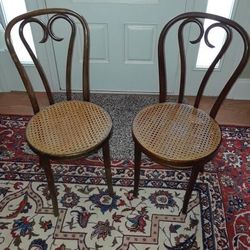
0;0;249;99
241;62;250;78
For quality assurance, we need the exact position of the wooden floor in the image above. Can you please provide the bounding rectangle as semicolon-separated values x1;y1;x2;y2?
0;91;250;126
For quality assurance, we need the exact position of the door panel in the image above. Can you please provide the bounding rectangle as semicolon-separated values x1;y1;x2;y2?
46;0;250;97
45;0;187;93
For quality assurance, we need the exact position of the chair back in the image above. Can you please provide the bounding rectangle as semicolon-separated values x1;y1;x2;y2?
5;8;90;114
158;12;250;118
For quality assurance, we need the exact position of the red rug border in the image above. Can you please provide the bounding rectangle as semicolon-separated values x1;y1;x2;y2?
0;113;249;128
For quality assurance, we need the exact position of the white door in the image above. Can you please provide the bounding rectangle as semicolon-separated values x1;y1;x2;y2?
44;0;250;98
44;0;189;94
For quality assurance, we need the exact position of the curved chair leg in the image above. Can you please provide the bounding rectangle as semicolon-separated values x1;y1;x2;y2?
182;165;202;214
133;142;142;197
102;140;114;195
40;156;59;217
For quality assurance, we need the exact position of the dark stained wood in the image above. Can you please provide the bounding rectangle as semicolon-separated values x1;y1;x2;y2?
135;12;250;214
5;8;90;114
158;12;250;118
133;142;142;197
182;165;203;214
40;156;59;217
102;140;114;195
3;8;112;217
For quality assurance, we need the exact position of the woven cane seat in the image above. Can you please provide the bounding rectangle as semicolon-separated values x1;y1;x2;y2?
132;102;221;166
26;100;112;157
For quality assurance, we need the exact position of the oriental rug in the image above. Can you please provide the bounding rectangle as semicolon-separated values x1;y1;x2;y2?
0;114;249;250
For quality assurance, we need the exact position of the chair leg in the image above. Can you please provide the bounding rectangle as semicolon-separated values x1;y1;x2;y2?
40;156;59;217
133;142;142;197
182;165;202;214
102;140;114;195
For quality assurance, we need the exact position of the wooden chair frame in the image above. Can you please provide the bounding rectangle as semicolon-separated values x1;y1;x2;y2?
5;8;114;217
133;12;250;214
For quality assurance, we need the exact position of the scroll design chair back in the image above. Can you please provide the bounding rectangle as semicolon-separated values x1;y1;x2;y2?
5;8;114;217
132;12;250;214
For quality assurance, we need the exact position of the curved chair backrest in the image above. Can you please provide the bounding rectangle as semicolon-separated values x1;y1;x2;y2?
5;8;90;114
158;12;250;118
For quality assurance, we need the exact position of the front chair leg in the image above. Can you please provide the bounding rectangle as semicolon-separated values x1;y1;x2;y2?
133;142;142;197
40;155;59;217
102;140;114;195
182;165;202;214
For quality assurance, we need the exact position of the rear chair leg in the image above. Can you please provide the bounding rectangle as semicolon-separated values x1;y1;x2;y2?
133;142;142;197
182;165;202;214
102;141;114;195
40;156;59;217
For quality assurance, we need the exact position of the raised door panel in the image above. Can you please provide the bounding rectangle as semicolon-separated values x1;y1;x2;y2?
45;0;187;93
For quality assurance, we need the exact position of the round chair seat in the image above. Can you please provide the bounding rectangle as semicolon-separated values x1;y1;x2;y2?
132;102;221;166
26;100;112;158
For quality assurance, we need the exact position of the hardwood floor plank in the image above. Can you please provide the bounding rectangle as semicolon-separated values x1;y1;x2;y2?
0;92;249;126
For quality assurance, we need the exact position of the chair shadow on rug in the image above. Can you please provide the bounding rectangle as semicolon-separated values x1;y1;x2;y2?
132;12;250;214
5;8;114;217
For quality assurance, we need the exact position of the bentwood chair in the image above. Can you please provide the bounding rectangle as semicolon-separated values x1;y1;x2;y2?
5;8;114;217
132;12;250;214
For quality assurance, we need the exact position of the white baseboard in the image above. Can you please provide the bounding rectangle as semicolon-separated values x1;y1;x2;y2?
91;83;250;100
90;89;159;95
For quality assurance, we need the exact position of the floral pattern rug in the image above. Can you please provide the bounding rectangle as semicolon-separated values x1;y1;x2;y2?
0;115;249;250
